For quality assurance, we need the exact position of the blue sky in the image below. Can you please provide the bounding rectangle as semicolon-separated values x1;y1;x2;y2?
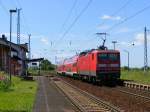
0;0;150;67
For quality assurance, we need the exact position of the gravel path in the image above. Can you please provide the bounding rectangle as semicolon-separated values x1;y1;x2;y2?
33;76;77;112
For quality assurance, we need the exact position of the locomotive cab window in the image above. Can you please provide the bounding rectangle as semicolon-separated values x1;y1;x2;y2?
109;54;118;61
73;63;77;67
98;54;107;60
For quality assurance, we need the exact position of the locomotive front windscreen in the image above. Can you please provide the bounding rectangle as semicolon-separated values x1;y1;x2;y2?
98;53;119;61
109;54;118;61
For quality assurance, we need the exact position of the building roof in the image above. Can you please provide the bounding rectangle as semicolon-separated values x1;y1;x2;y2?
26;58;44;62
0;35;28;52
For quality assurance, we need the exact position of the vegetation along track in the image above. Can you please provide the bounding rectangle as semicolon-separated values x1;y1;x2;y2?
60;76;150;112
51;77;122;112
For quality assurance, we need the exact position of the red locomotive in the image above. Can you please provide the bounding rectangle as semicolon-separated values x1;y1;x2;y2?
57;39;120;84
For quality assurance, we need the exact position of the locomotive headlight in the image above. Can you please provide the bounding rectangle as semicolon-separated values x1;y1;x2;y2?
110;64;119;67
98;64;107;67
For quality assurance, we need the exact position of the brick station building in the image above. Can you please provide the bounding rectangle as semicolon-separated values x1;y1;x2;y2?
0;35;28;76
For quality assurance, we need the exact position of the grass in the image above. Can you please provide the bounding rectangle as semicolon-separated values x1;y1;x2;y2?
0;76;38;112
121;70;150;85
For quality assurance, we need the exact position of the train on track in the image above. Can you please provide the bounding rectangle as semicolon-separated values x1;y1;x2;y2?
57;39;120;84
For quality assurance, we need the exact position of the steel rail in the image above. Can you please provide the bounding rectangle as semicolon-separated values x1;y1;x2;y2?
118;89;150;101
59;78;122;112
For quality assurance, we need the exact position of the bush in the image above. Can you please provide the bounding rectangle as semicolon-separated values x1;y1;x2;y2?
121;66;129;70
40;59;55;71
0;79;11;90
0;72;11;91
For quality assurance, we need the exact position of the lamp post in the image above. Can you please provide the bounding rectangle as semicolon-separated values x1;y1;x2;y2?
28;34;31;59
9;9;17;82
112;41;117;50
124;50;129;71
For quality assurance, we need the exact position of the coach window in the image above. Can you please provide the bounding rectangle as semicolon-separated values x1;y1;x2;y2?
92;54;94;60
73;63;77;67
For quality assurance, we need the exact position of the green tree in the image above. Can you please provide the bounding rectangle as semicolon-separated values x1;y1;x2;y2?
40;59;55;71
122;66;129;70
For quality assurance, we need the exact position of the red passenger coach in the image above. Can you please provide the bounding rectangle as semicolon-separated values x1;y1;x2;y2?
57;38;121;84
57;48;120;83
57;55;78;76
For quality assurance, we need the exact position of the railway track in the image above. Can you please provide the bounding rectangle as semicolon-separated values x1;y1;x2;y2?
119;89;150;100
51;77;122;112
116;86;150;97
113;87;150;105
59;76;150;111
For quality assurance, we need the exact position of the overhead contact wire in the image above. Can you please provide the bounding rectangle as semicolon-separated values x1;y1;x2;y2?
54;0;93;47
107;4;150;32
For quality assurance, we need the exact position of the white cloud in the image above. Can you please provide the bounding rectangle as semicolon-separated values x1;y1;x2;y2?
114;33;150;48
40;37;49;45
134;33;150;46
32;52;40;58
97;25;110;30
118;41;131;47
116;27;131;33
100;15;121;20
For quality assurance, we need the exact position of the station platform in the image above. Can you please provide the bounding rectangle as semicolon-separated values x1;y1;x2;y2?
33;76;77;112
